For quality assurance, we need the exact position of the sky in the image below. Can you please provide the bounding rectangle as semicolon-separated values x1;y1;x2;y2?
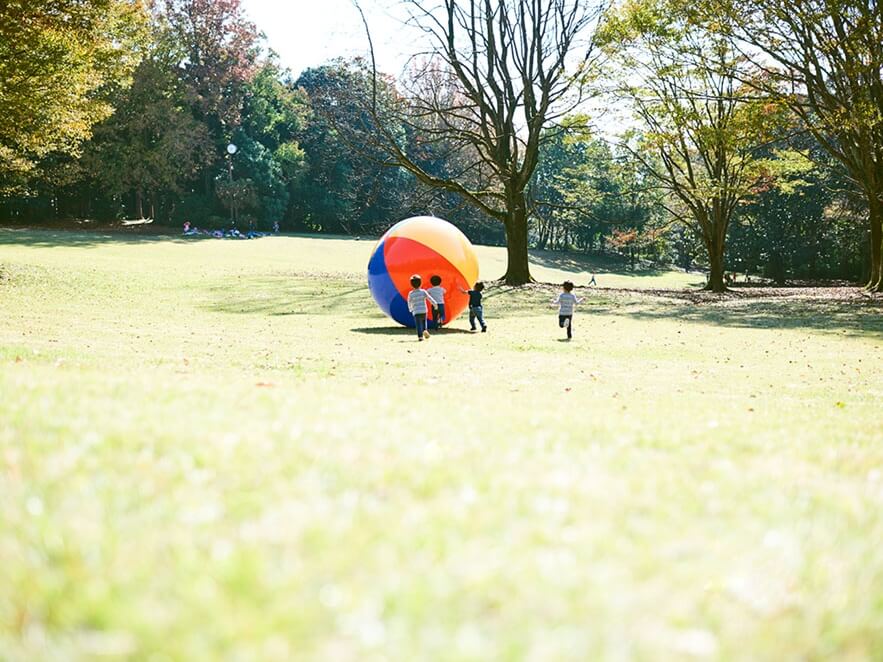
241;0;413;78
240;0;626;137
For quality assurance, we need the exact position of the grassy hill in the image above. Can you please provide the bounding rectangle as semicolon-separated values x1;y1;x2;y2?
1;229;881;661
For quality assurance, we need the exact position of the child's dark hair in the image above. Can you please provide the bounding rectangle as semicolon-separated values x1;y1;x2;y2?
562;280;574;292
430;274;442;286
474;281;485;291
410;274;422;288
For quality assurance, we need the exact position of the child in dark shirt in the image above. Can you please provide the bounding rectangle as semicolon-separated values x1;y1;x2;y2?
459;281;487;332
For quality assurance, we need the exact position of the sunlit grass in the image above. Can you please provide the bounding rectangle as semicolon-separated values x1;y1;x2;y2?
0;230;881;661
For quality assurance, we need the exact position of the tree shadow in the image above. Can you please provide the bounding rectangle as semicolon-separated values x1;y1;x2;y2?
0;227;231;248
528;248;671;277
206;279;372;317
203;272;883;341
0;227;381;250
479;281;621;318
606;290;883;339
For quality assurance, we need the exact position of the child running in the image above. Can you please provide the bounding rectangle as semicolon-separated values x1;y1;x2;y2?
459;281;487;332
427;274;446;328
407;274;438;341
552;280;582;340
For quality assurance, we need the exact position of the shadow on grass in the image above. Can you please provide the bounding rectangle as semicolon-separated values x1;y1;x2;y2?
528;248;670;277
608;294;883;340
0;227;366;249
350;326;475;336
206;278;370;317
203;271;882;339
0;227;216;248
480;281;621;318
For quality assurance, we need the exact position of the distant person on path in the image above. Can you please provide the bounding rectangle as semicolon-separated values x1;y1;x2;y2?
589;272;597;286
552;280;582;340
459;281;487;332
407;274;438;341
428;275;447;328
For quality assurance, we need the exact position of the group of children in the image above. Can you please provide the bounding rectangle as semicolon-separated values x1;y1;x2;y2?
407;275;582;341
407;275;487;341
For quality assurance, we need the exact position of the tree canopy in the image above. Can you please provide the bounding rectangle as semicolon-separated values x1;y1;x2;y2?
0;0;876;288
0;0;148;193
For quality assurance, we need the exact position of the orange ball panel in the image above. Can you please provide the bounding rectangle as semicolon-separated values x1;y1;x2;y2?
384;236;472;323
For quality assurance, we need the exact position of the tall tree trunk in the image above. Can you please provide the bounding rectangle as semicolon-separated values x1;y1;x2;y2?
868;194;882;291
539;225;548;250
702;209;728;293
706;246;725;292
769;250;786;286
502;190;532;285
135;187;143;219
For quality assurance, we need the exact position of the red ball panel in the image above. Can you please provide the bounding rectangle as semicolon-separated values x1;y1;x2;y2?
384;236;472;323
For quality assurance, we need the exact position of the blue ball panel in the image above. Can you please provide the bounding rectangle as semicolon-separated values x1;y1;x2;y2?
367;239;414;327
388;292;415;327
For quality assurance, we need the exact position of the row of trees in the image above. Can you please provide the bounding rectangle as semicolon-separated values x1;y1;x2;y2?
1;0;881;290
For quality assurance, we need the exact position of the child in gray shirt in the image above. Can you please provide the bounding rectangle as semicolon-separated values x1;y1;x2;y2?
407;274;439;341
427;274;446;328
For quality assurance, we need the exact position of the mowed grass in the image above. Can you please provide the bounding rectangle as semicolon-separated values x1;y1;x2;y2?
0;229;881;661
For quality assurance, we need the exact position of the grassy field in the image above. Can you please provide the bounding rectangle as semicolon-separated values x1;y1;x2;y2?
1;228;881;661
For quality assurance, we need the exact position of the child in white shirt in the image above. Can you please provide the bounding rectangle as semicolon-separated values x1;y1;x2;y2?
552;280;582;340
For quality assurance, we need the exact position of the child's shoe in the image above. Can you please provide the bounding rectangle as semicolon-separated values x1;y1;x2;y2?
423;330;430;339
481;326;487;332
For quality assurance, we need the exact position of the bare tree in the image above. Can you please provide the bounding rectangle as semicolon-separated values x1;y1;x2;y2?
357;0;605;285
719;0;883;291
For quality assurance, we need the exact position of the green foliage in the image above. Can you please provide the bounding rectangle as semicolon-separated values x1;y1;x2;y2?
601;0;793;289
0;0;873;285
226;61;310;228
728;146;865;282
531;125;664;262
291;60;414;235
0;0;149;193
82;23;214;210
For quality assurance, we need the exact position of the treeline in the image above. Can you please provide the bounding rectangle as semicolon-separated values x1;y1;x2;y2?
0;2;506;242
0;0;877;286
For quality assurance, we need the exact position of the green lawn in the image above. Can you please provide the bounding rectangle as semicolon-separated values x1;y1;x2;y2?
1;229;881;661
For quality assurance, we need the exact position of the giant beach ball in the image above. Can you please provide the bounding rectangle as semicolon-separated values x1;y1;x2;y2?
368;216;479;327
